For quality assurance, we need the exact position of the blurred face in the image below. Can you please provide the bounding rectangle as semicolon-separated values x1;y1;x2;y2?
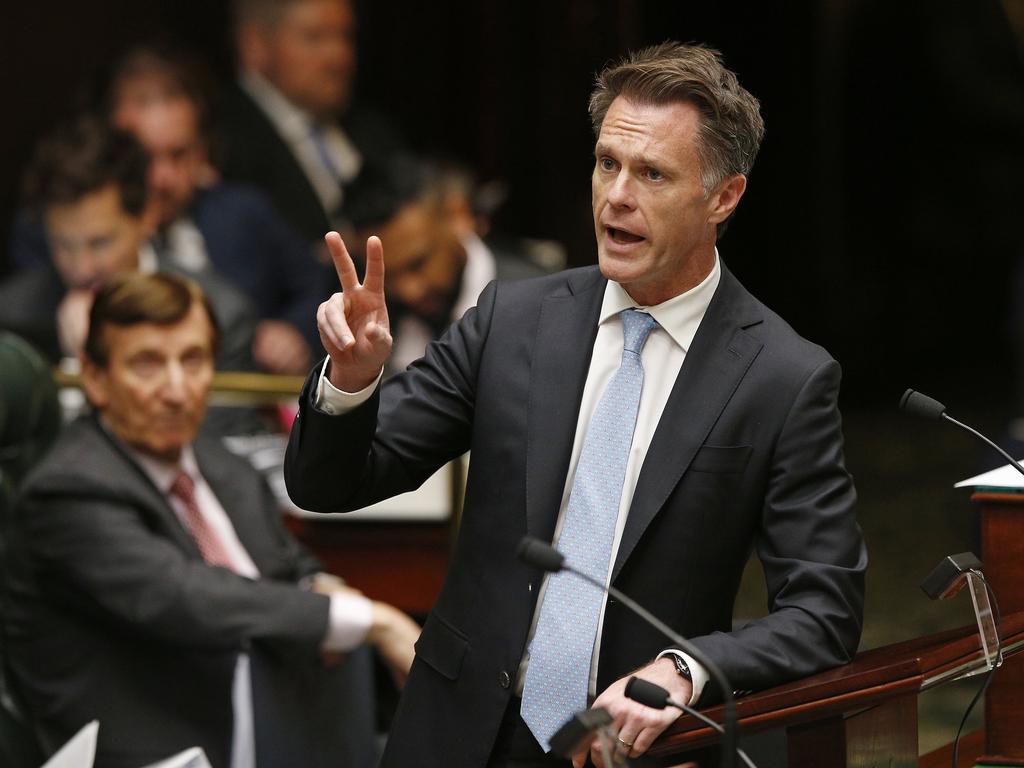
258;0;356;116
592;97;743;306
119;97;205;226
46;184;145;290
82;302;215;463
378;201;466;319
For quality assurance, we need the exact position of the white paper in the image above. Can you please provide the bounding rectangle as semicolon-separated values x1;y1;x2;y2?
954;460;1024;489
41;720;98;768
138;746;212;768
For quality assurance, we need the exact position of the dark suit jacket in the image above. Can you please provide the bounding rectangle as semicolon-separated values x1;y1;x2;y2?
3;417;374;768
216;82;406;246
285;264;867;767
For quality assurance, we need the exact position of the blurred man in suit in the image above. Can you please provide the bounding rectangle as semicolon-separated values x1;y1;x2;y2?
108;46;326;374
344;157;547;373
0;115;256;377
4;271;420;768
220;0;406;245
285;43;866;767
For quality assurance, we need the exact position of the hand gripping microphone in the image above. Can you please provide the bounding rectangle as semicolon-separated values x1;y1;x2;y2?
899;389;1024;480
516;536;738;768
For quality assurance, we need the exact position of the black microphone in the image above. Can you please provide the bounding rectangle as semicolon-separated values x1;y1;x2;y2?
625;677;758;768
900;389;1024;480
517;535;738;768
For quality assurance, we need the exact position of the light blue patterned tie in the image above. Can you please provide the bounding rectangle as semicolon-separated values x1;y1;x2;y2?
521;308;658;751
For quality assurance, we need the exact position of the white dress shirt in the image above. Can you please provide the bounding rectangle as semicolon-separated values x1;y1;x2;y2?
240;72;361;216
128;440;372;768
314;253;722;704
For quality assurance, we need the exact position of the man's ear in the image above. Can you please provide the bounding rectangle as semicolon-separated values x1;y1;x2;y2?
707;174;748;227
237;23;271;73
79;355;110;411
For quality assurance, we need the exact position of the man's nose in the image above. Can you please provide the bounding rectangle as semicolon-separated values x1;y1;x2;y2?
161;363;189;402
606;171;635;208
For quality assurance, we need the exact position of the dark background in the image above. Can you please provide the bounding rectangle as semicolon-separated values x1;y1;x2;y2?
2;0;1023;752
2;0;1022;407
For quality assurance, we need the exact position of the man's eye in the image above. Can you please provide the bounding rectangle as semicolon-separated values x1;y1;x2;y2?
645;168;663;181
599;157;616;171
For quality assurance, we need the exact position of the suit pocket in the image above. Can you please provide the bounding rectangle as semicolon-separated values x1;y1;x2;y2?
690;444;753;474
414;611;468;681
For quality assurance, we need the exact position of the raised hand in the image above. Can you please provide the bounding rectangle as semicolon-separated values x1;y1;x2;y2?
316;231;392;392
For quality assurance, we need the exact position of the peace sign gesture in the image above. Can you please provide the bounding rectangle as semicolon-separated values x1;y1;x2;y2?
316;231;392;392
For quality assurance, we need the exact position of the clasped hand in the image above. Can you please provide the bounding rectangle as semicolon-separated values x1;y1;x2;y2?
317;231;392;392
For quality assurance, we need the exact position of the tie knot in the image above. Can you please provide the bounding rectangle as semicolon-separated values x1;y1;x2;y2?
620;309;657;354
169;471;195;502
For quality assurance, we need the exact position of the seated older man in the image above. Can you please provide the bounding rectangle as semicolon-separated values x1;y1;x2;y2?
3;272;419;768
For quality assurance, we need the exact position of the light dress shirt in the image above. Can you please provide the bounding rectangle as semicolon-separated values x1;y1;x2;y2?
240;72;361;217
390;232;498;373
313;253;722;706
127;439;372;768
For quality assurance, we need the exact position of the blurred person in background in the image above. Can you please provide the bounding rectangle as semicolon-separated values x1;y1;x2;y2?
108;46;325;375
0;115;256;377
345;156;548;373
3;272;420;768
220;0;406;246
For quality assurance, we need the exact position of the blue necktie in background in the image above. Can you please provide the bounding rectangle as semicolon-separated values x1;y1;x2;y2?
521;308;658;751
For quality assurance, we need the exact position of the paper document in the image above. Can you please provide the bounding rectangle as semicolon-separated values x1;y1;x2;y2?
954;460;1024;490
138;747;212;768
41;720;98;768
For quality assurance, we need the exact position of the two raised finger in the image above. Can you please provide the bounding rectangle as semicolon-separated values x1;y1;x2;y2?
325;231;360;293
317;295;354;353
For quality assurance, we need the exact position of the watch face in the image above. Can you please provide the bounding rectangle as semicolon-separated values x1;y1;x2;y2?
673;655;692;679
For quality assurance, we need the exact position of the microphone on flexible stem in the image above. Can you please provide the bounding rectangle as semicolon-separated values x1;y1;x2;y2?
899;389;1024;480
516;536;738;768
625;678;758;768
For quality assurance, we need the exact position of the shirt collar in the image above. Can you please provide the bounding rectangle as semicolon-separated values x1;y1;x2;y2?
115;429;200;495
599;249;721;354
239;71;316;143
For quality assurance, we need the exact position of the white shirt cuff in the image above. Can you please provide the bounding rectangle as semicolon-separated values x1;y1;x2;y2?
657;649;709;706
313;357;382;415
322;592;374;652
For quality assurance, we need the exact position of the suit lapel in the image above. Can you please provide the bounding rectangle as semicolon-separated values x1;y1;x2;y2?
525;269;605;542
612;266;764;580
194;440;274;571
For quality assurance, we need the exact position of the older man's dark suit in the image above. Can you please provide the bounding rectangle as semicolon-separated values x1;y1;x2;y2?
5;417;375;768
285;263;867;767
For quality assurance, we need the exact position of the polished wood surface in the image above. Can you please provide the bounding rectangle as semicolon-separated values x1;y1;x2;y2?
649;611;1024;762
974;492;1024;763
285;518;452;616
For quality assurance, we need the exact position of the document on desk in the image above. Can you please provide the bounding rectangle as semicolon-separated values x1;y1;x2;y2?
138;747;212;768
954;461;1024;491
41;720;98;768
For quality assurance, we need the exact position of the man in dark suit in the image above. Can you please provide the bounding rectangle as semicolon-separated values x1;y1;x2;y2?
3;272;420;768
219;0;406;246
285;43;867;767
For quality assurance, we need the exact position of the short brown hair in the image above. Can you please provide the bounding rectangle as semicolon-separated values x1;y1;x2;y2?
589;42;765;193
84;273;220;366
22;114;149;217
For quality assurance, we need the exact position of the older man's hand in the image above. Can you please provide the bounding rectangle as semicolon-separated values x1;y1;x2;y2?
573;656;690;768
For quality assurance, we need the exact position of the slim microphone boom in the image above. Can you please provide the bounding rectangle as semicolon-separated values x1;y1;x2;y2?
624;678;758;768
900;389;1024;480
516;535;738;768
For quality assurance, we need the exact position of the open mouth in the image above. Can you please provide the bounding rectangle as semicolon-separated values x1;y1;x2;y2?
607;226;645;245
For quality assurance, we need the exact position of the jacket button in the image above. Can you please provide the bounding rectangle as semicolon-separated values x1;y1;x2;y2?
499;670;511;689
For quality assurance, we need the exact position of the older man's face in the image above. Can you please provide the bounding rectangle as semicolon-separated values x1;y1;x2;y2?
592;97;722;306
83;302;214;462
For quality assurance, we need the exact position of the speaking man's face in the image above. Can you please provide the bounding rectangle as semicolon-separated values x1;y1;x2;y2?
591;97;723;306
83;302;215;463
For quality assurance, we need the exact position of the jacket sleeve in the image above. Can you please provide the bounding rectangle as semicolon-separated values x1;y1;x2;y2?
21;484;331;652
284;279;498;513
686;359;867;698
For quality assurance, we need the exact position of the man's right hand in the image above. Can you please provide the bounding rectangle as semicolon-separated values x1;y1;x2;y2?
316;231;392;392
